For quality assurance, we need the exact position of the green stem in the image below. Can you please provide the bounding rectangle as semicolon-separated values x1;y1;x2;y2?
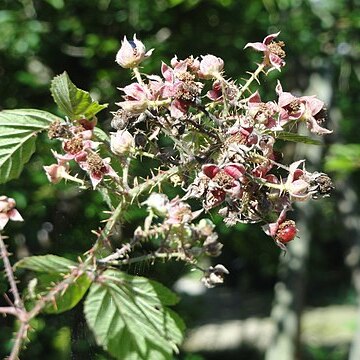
133;67;144;86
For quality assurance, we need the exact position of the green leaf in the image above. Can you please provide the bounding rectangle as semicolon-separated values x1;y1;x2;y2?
84;270;185;360
0;109;59;184
272;131;322;145
25;273;91;314
15;255;77;273
50;72;108;120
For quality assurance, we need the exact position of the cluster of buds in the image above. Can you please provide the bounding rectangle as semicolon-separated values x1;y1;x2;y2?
44;118;119;189
135;193;222;260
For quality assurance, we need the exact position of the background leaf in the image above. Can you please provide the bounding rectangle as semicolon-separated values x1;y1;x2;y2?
84;269;185;360
325;144;360;174
15;254;77;273
50;71;108;120
0;109;59;184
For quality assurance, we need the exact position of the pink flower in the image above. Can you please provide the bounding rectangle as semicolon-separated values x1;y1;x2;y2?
198;55;224;79
116;83;150;114
283;160;312;201
79;154;119;189
160;61;203;118
0;196;23;230
165;197;202;225
43;162;70;184
206;80;222;101
202;163;246;206
276;82;332;135
115;35;153;69
244;32;286;71
59;137;98;163
247;91;281;129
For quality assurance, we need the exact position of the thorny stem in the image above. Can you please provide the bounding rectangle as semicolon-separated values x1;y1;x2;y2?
9;322;29;360
215;73;230;115
238;62;266;99
122;157;131;191
92;166;179;256
0;234;23;309
0;233;28;359
100;251;191;267
27;266;87;320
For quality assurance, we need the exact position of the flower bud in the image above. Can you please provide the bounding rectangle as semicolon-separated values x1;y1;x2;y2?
115;35;154;69
0;196;23;230
143;193;169;217
201;264;229;288
43;163;69;184
198;54;224;79
110;130;135;156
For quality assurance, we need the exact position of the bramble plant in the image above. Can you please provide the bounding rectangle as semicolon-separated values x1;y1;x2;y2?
0;32;334;359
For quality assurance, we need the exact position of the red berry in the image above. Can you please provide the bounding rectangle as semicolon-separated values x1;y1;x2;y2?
276;220;297;243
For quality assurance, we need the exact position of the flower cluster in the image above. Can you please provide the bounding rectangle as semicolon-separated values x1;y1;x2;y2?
112;32;333;256
45;118;119;188
42;32;333;287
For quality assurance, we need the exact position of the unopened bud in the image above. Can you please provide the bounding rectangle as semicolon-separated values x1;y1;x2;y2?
115;35;154;69
198;54;224;79
110;130;135;156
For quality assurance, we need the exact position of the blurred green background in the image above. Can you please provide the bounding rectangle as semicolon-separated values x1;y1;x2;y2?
1;0;360;359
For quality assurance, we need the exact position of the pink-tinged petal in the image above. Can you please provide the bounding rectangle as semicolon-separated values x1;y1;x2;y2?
121;83;147;100
161;62;174;83
275;80;283;95
170;55;179;67
8;209;23;222
263;31;281;45
202;164;220;179
226;182;243;199
293;169;304;181
174;61;188;73
80;129;93;140
262;222;278;237
0;213;9;229
89;172;103;189
269;53;285;70
303;96;324;115
306;116;333;135
288;160;305;182
170;99;188;118
223;164;245;180
103;164;119;180
248;91;262;106
74;151;87;163
244;42;267;51
278;91;297;108
265;174;280;184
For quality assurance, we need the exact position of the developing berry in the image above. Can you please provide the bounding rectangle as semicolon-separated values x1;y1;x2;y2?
275;220;297;243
